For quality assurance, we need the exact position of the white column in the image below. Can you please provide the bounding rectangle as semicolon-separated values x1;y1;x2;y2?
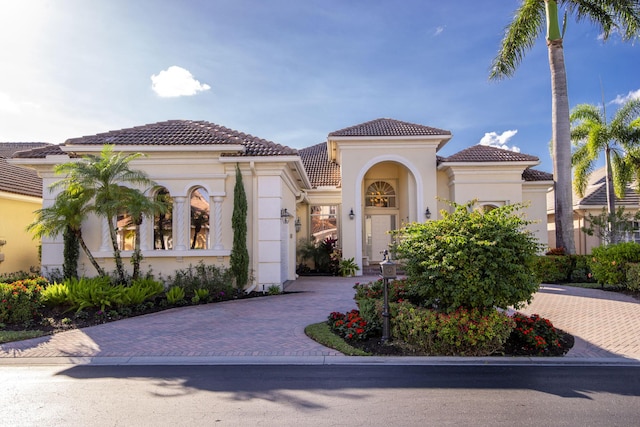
174;196;187;251
99;217;110;252
140;216;150;251
213;196;224;250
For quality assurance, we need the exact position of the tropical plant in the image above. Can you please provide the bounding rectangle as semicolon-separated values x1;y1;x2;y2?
28;185;105;277
230;163;249;289
490;0;640;254
338;257;360;277
571;98;640;226
392;201;541;311
52;145;157;283
117;187;168;280
165;286;185;305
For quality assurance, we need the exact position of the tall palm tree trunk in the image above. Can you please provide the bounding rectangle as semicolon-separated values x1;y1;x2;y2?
546;1;575;254
76;230;106;276
132;221;142;280
107;217;127;283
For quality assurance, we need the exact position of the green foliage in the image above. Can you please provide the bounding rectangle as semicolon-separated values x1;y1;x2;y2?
165;262;233;300
391;303;515;356
353;297;382;333
166;286;185;305
589;242;640;286
230;163;249;289
625;263;640;291
0;279;44;326
266;284;281;295
531;255;573;283
392;202;541;311
338;257;360;277
191;288;210;304
41;283;71;308
296;237;340;274
120;278;164;306
505;313;563;356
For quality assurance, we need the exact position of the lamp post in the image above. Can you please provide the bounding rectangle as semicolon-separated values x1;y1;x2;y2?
379;250;397;343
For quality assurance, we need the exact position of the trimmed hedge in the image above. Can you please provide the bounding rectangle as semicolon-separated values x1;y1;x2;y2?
531;255;594;284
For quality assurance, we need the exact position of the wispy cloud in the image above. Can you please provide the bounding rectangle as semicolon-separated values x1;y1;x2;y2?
610;88;640;105
478;129;520;152
433;26;445;36
150;66;211;98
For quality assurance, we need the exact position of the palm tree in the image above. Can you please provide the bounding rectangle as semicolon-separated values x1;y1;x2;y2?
490;0;640;254
118;187;168;280
53;145;156;283
27;186;106;278
571;98;640;217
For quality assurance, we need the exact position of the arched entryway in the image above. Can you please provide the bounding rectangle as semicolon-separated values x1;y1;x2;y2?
359;160;420;264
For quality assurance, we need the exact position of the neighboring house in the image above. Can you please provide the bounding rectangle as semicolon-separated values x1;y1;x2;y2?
547;167;640;255
0;142;51;274
11;118;552;287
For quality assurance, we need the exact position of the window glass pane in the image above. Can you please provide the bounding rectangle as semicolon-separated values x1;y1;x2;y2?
365;181;396;207
154;188;173;250
310;205;338;243
190;187;210;249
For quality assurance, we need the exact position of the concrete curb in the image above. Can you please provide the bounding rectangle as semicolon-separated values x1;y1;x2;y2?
1;355;639;367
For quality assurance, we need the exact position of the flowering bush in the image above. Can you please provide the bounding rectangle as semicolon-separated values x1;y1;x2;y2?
505;313;563;356
327;309;375;341
392;303;515;356
0;278;46;325
589;242;640;287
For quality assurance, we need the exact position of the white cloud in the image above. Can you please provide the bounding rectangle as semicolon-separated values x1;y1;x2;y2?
0;92;20;113
478;129;521;152
610;89;640;105
433;26;444;36
150;66;211;98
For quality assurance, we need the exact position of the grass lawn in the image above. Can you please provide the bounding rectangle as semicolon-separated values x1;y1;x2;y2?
0;330;48;344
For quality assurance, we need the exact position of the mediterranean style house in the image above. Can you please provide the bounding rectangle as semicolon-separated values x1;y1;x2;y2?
0;142;51;274
10;118;553;289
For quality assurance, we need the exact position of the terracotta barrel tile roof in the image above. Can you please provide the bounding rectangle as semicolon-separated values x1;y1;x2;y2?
64;120;297;157
329;118;451;137
299;143;341;188
522;168;553;182
443;144;539;163
0;143;51;197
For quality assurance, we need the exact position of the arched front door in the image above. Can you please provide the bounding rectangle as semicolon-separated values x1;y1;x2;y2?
364;180;398;263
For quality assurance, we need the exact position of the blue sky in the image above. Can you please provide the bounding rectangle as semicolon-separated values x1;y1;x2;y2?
1;0;638;173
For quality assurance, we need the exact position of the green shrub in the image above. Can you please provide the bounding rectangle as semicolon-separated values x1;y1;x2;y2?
166;286;185;304
121;278;164;306
0;279;44;325
64;277;121;313
589;242;640;286
338;257;360;277
391;303;515;356
166;262;233;299
531;255;572;283
266;284;281;295
505;313;563;356
41;283;71;308
626;263;640;291
392;202;541;311
354;297;382;333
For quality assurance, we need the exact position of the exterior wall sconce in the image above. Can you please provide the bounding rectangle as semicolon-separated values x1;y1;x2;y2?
349;208;355;220
294;217;301;233
281;208;293;224
425;207;431;219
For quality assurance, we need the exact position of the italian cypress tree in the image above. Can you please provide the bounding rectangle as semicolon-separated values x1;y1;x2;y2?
230;163;249;289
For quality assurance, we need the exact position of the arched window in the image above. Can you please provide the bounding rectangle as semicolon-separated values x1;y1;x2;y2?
154;187;173;250
190;187;210;249
365;181;396;208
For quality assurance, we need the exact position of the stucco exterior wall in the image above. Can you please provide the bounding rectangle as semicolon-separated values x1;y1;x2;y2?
0;192;41;275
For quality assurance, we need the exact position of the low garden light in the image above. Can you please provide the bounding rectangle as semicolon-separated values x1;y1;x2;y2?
379;250;397;343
